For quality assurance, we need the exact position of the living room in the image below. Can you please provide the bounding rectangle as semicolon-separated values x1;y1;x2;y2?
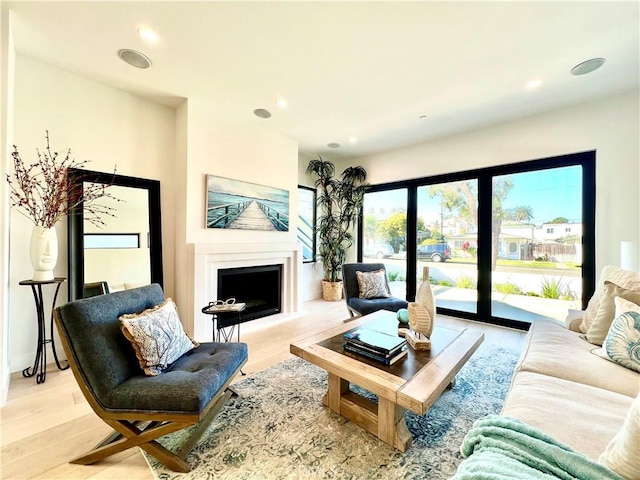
1;1;639;478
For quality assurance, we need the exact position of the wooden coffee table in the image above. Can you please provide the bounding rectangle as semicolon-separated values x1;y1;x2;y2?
290;309;484;451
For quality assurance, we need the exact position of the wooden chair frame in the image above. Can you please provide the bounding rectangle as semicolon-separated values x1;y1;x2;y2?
54;310;246;472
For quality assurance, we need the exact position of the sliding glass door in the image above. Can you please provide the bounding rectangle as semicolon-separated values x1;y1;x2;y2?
417;180;478;314
358;152;595;329
491;166;583;322
361;188;408;299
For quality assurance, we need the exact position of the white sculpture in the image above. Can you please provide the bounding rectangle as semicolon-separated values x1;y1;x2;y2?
407;266;435;350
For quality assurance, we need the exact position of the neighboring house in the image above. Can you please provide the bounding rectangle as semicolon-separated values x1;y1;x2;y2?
535;222;583;243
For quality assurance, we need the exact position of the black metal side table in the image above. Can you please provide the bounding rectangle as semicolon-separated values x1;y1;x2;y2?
201;302;247;376
19;277;69;384
201;302;246;343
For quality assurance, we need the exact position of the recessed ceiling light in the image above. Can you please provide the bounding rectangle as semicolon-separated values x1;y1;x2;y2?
137;27;158;44
571;58;606;76
327;143;340;148
118;49;152;69
253;108;272;119
276;99;288;108
349;137;358;144
527;79;542;90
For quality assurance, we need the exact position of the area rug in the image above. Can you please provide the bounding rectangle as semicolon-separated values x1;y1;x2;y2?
148;343;520;480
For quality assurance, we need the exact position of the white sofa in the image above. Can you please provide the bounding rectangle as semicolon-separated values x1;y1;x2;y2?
502;317;638;460
452;266;639;479
499;266;640;477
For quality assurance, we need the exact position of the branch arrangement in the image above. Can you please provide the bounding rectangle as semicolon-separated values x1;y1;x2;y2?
6;131;120;229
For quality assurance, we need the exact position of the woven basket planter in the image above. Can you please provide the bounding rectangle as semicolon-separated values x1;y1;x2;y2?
321;280;343;301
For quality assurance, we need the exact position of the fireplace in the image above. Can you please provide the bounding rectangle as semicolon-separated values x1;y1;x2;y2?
188;242;301;342
217;264;282;322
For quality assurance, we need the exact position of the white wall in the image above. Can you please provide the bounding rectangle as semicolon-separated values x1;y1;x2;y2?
342;91;640;273
297;152;323;301
8;56;177;373
0;6;16;405
174;100;299;336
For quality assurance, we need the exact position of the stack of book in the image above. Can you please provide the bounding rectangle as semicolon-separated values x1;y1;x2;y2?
343;328;408;365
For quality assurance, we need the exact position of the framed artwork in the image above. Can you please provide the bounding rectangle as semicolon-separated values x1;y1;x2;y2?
297;185;316;262
206;175;289;231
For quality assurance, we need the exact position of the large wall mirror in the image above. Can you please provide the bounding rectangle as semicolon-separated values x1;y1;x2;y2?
67;168;163;301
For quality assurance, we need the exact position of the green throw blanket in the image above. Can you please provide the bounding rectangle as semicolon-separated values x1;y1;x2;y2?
450;415;623;480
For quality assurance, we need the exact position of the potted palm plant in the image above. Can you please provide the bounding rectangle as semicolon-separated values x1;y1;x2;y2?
306;157;368;301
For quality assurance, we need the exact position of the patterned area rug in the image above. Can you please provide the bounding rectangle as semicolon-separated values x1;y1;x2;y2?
149;343;520;479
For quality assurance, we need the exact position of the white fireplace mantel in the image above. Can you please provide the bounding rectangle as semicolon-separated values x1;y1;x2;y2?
187;242;302;341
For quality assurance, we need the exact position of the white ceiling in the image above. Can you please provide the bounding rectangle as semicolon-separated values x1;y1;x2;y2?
5;1;639;158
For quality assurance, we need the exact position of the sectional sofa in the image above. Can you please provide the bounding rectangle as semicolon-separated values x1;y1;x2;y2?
455;266;640;479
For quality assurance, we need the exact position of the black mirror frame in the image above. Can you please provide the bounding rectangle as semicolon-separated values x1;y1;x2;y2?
67;168;163;301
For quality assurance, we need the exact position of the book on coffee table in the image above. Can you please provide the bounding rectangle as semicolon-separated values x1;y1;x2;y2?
343;328;407;355
343;342;408;365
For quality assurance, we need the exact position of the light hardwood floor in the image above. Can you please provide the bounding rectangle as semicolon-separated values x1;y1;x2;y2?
0;299;526;480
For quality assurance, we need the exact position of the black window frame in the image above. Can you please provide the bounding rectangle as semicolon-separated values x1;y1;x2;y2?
357;151;596;330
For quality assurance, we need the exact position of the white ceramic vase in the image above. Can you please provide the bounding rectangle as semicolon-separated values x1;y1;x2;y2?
30;226;58;281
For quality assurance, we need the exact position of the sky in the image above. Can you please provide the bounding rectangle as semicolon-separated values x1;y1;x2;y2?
363;165;582;226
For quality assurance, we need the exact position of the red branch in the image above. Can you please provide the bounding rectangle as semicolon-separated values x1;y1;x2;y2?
6;131;119;228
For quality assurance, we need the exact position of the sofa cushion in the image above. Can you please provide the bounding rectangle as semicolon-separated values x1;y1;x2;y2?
581;266;640;335
120;298;198;376
515;318;639;397
599;393;640;480
109;342;248;414
347;297;408;316
502;371;634;461
585;282;640;345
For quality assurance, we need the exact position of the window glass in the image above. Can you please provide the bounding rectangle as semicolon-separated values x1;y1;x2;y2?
297;186;316;262
491;166;583;322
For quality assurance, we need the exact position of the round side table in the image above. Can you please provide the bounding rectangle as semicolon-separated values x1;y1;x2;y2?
19;277;70;384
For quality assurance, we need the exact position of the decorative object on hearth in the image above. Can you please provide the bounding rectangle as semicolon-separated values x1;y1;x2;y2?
407;266;436;350
306;156;368;301
6;131;118;281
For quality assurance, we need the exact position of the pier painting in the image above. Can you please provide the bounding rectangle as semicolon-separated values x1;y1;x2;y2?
206;175;289;231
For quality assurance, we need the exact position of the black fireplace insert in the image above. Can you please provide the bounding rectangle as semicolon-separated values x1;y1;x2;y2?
217;264;282;323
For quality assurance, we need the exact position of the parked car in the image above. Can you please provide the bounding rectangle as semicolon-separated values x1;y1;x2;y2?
417;243;451;262
364;243;394;258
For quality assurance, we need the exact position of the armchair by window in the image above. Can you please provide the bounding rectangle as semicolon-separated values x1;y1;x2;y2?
342;263;408;318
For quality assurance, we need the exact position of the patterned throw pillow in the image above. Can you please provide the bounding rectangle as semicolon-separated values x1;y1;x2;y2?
356;269;391;299
603;310;640;373
120;298;198;376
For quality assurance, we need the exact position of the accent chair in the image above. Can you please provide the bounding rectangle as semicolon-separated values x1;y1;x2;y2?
342;262;408;318
53;283;247;472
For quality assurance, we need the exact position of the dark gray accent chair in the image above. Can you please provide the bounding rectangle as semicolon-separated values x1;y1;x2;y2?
342;263;408;318
53;284;247;472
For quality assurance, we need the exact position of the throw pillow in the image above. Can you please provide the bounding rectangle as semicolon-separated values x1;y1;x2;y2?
586;282;640;345
356;269;391;299
603;310;640;373
615;296;640;317
580;266;640;334
120;298;198;376
599;393;640;480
